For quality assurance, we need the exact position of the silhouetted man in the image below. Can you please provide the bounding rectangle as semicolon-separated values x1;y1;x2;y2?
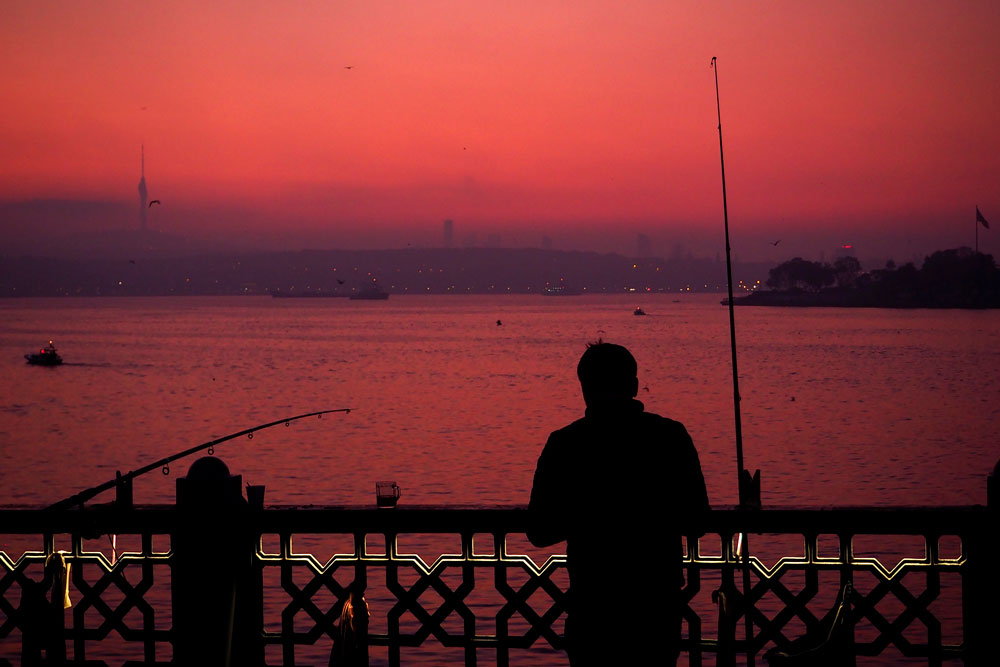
528;341;709;665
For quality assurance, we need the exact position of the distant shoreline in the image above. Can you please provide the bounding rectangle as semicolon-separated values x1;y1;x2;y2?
0;291;720;299
728;289;1000;309
0;247;771;298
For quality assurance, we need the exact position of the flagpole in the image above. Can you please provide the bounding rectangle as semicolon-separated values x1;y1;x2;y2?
712;55;755;666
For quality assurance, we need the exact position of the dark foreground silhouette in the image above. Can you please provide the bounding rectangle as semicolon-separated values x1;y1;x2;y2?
528;342;709;665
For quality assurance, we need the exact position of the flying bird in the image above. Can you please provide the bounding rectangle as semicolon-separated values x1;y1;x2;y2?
771;240;781;246
336;279;345;285
148;200;161;208
344;66;353;70
128;259;136;265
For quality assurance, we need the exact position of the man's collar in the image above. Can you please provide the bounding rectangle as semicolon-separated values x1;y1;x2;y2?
584;398;644;419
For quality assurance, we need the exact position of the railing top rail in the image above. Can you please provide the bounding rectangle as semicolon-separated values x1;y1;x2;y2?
0;504;987;535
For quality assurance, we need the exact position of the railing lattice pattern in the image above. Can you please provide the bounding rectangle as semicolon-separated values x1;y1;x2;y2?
0;505;985;666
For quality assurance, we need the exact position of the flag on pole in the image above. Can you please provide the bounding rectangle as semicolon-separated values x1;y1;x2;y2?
977;206;990;229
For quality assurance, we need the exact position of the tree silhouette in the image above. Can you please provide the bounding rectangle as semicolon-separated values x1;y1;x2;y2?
833;256;862;288
766;258;835;292
761;248;1000;307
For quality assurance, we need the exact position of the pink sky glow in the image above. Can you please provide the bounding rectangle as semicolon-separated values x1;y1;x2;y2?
1;1;998;259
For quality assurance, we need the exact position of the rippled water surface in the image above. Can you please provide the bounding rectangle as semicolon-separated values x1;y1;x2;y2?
2;294;997;508
1;295;997;665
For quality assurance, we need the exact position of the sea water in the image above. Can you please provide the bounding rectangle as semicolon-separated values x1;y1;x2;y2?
1;294;997;665
2;294;996;508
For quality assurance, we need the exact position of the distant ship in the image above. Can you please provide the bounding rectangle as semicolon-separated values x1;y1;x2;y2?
349;286;389;300
633;306;647;316
271;291;347;298
541;286;580;296
25;341;63;366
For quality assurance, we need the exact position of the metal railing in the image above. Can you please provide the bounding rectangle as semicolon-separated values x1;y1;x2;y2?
1;499;996;666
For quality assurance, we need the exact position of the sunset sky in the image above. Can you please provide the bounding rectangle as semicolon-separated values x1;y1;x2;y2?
2;1;998;259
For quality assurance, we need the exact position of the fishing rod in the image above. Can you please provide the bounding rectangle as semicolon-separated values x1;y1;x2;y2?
46;408;352;511
711;56;757;666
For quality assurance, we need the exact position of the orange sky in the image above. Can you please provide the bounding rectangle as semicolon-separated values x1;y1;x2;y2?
1;1;998;258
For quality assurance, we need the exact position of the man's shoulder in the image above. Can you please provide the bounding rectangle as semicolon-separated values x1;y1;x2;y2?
548;411;688;439
547;416;590;441
640;411;687;430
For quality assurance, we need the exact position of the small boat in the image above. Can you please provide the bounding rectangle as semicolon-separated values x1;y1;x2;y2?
633;307;647;316
349;286;389;300
26;341;63;366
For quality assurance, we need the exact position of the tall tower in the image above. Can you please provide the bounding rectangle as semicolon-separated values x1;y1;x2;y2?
636;233;652;257
443;219;454;247
138;145;148;231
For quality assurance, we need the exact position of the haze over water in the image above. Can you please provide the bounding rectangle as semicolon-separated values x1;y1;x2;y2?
2;295;996;509
3;2;998;261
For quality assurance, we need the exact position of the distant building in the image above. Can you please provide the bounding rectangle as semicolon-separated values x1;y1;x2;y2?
443;219;454;247
637;233;652;257
138;145;148;231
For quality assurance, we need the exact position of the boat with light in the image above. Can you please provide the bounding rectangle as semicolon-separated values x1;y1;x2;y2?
25;341;63;366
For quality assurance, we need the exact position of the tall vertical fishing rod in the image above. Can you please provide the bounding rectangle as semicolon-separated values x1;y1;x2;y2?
711;56;745;493
712;55;755;666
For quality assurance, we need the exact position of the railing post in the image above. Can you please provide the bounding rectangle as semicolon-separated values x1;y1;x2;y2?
838;532;857;667
714;531;737;667
964;459;1000;666
172;456;260;665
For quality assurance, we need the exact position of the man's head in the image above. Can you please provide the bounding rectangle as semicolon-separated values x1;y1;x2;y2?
576;341;639;407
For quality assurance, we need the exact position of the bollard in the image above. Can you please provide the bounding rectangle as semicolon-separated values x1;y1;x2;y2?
963;458;999;666
19;552;71;666
172;456;261;666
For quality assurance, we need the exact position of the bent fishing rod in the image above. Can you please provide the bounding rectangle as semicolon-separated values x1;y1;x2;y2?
712;56;757;666
46;408;352;511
